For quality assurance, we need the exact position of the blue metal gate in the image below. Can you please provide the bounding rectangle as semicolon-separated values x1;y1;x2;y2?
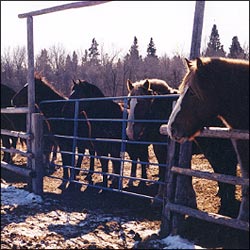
42;94;178;202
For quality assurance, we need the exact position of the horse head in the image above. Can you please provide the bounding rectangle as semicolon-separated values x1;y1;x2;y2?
126;78;178;141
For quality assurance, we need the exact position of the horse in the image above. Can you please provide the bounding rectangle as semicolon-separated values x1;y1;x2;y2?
1;84;26;163
63;79;150;188
126;78;240;217
167;57;249;222
11;73;95;191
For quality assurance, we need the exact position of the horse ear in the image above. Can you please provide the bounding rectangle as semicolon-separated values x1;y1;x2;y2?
72;79;77;85
143;79;151;90
127;79;134;91
185;58;192;69
196;57;203;69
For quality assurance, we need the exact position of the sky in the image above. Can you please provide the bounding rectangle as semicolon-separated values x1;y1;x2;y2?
1;1;249;59
1;182;203;249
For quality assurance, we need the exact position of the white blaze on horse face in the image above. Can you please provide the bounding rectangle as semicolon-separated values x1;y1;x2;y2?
126;97;137;140
167;85;189;139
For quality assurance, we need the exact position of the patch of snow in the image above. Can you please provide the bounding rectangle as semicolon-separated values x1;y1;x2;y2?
161;235;204;249
1;183;43;206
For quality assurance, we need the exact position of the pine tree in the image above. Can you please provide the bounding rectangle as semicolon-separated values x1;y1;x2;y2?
205;24;226;57
228;36;246;59
147;37;157;58
35;49;52;76
88;38;100;65
143;37;159;79
129;36;140;60
72;51;78;74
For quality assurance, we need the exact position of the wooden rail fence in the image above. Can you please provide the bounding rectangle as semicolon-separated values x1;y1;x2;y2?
159;125;249;235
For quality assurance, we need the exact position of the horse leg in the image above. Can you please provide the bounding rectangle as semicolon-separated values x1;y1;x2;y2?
1;135;12;163
110;158;121;189
10;136;18;162
126;146;138;187
100;157;109;188
57;142;73;191
85;149;95;185
232;139;249;222
199;138;239;217
44;138;58;175
153;144;168;199
129;161;137;186
139;145;149;188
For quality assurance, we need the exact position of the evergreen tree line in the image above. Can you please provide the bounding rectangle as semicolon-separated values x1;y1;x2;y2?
1;24;249;97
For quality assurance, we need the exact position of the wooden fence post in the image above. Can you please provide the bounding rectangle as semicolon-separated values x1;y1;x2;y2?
31;113;44;195
172;141;197;234
160;140;180;237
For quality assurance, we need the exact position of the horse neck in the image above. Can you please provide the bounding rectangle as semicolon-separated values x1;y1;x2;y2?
82;99;123;118
210;63;249;130
1;85;16;107
37;85;66;118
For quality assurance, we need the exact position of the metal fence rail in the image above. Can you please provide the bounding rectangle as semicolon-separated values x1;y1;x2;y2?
41;94;176;202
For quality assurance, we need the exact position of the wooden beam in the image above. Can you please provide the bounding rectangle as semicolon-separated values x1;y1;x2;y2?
166;202;249;232
1;129;32;140
160;125;249;140
171;166;249;186
18;1;111;18
1;147;33;159
1;107;29;114
1;161;34;178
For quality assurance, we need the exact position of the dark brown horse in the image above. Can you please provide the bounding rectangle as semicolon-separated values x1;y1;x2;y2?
126;78;240;217
167;57;249;221
64;79;150;189
1;84;26;163
11;74;94;191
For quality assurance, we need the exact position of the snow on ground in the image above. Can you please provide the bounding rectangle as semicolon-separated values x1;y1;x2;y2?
1;182;43;206
1;183;204;249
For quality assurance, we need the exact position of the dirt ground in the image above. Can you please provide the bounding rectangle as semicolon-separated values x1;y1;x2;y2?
1;144;249;249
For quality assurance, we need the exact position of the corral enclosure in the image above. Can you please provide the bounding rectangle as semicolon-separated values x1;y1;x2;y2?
1;1;249;249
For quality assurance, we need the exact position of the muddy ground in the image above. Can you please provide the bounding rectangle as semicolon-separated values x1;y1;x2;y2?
1;145;249;249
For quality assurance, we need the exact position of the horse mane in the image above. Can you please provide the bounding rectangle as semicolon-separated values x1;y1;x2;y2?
133;79;179;95
179;57;249;101
34;72;66;99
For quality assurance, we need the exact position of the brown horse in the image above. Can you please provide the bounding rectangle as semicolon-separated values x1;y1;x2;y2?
64;79;150;189
11;74;94;191
126;78;240;217
167;57;249;221
1;84;26;163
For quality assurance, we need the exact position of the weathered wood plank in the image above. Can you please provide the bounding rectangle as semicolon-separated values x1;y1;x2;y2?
1;107;29;114
31;113;44;195
1;146;33;159
160;125;249;140
1;161;34;178
171;166;249;186
166;202;249;232
1;129;32;140
18;1;111;18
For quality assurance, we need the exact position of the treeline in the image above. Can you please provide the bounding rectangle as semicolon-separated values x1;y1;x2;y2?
1;24;249;97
